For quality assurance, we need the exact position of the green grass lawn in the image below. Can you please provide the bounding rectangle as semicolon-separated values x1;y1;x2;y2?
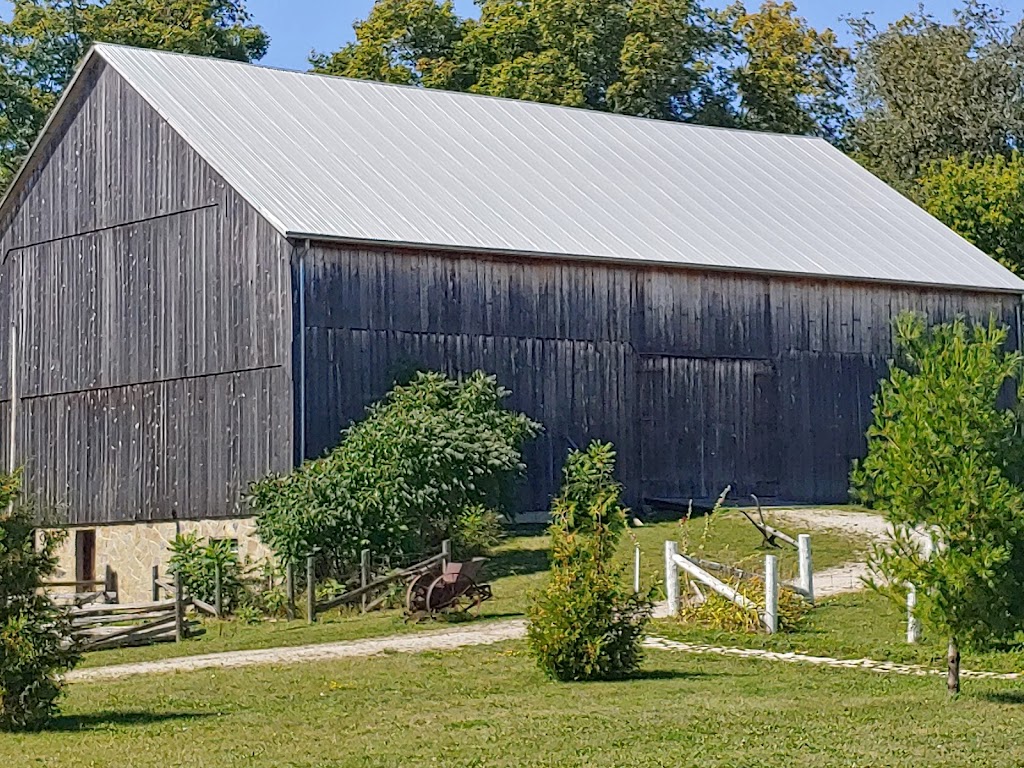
13;641;1024;767
24;509;1024;767
80;511;863;669
656;590;1024;675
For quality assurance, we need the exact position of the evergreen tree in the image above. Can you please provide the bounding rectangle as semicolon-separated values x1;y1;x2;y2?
852;313;1024;695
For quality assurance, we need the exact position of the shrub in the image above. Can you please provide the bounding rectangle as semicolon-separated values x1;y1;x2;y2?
851;313;1024;694
239;561;290;619
168;534;245;611
0;472;78;731
452;505;505;557
249;371;540;574
527;442;650;681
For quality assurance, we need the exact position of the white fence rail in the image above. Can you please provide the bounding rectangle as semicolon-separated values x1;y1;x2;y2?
664;536;814;634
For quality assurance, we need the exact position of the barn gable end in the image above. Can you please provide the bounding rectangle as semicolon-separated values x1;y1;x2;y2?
0;57;294;525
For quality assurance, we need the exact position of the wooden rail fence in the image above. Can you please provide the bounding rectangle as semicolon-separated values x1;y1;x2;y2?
42;565;118;607
304;540;451;623
60;571;201;651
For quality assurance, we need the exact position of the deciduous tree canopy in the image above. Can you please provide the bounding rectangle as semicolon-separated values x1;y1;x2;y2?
312;0;727;121
312;0;852;130
723;0;851;139
918;152;1024;276
848;2;1024;195
0;0;268;188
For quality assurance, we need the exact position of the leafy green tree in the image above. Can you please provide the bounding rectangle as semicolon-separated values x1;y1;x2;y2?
851;313;1024;695
313;0;724;121
918;152;1024;275
249;371;540;572
0;471;78;730
0;0;268;189
722;0;851;139
309;0;464;88
527;442;650;681
848;1;1024;194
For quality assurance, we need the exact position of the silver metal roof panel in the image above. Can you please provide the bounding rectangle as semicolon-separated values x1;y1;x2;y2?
18;44;1024;292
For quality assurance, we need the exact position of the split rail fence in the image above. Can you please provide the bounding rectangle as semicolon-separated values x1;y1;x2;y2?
42;566;117;607
664;534;814;633
302;540;452;623
43;568;202;651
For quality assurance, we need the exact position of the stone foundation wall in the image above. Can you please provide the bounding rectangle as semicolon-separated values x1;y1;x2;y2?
47;518;273;604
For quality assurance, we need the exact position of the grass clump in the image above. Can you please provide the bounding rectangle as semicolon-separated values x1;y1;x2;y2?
679;579;810;633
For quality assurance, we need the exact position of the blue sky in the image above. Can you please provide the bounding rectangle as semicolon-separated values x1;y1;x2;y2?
1;1;1023;70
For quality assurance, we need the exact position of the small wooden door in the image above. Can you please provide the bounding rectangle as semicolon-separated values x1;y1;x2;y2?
75;530;96;583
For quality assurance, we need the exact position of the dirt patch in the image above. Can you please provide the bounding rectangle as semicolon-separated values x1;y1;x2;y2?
766;508;891;541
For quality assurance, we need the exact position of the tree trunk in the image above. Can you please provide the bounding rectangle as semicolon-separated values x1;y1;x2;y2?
947;636;961;696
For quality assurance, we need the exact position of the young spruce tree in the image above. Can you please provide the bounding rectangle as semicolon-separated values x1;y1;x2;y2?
851;312;1024;695
527;442;650;681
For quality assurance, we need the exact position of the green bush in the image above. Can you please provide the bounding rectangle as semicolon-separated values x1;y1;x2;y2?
240;561;290;619
249;371;540;574
452;505;505;557
527;442;650;681
168;533;245;611
0;472;78;731
851;313;1024;692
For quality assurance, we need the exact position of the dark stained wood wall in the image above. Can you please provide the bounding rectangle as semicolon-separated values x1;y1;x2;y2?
2;54;1018;524
0;59;293;524
299;243;1021;510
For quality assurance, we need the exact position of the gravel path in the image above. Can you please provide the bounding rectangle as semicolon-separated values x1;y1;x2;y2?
68;620;527;682
767;508;892;541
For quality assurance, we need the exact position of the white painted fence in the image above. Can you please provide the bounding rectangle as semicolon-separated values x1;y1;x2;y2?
905;530;935;644
796;534;814;603
764;555;779;633
664;537;814;634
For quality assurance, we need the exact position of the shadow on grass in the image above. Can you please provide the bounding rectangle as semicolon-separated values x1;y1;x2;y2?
44;711;215;732
575;669;714;684
487;545;550;580
630;669;711;682
979;690;1024;705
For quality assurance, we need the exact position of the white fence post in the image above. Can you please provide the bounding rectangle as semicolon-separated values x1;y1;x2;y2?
798;534;814;603
907;584;921;644
665;540;679;616
764;555;779;634
633;544;641;594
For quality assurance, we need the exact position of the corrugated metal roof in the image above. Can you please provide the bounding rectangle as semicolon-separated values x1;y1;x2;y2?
43;45;1024;291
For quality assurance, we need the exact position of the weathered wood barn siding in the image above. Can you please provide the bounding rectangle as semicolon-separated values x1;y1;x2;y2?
299;242;1020;509
0;59;293;524
2;49;1019;526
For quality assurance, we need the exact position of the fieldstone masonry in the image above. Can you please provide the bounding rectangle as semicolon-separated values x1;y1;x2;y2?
47;518;274;603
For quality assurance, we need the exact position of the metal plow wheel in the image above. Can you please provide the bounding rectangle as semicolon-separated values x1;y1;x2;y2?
404;569;439;619
405;557;493;620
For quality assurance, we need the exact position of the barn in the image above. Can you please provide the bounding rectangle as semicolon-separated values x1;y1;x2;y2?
2;44;1022;601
